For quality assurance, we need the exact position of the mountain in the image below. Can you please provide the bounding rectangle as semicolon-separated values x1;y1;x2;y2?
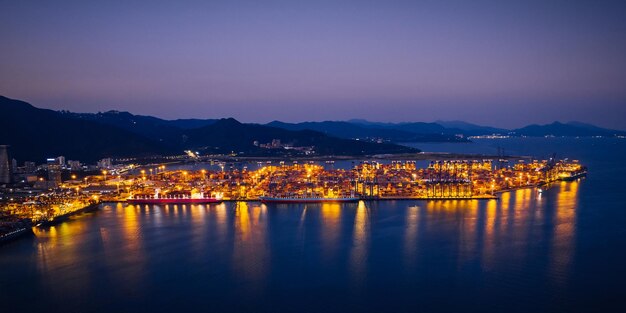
0;96;172;162
435;120;508;135
63;110;186;148
189;119;416;155
267;121;419;141
349;120;447;134
351;119;507;136
350;119;625;137
4;95;620;163
0;96;416;162
63;111;219;147
167;118;217;129
269;121;467;142
513;121;626;137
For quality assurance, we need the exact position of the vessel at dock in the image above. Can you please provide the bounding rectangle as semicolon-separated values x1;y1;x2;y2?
259;196;359;203
36;202;100;228
127;189;222;204
558;169;587;181
0;227;33;245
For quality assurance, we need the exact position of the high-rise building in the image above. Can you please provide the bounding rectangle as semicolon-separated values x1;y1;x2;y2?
47;158;62;186
24;161;37;173
67;160;82;171
0;145;12;184
97;158;113;169
56;156;66;167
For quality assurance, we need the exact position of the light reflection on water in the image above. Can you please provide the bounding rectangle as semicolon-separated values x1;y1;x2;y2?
551;181;578;287
232;201;269;290
403;205;419;271
2;181;582;312
350;201;370;285
320;202;342;262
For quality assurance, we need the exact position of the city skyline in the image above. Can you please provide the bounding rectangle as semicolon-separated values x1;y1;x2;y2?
2;1;626;129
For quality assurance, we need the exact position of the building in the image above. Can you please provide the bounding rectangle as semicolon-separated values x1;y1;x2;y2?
47;158;62;186
271;139;281;148
97;158;112;169
67;160;82;171
24;161;37;174
56;156;66;167
0;145;12;184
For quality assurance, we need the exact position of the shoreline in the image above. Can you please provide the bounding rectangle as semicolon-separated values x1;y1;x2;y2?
0;227;33;245
0;181;572;247
35;202;101;228
137;152;532;167
208;152;532;162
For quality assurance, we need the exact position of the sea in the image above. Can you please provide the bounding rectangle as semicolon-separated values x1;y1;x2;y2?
1;137;626;313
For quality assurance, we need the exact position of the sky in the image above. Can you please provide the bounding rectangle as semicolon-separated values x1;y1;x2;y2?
1;0;626;129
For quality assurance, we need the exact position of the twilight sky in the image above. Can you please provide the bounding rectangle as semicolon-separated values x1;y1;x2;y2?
1;0;626;129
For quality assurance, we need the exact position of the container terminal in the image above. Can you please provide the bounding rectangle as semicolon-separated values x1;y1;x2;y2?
1;156;586;241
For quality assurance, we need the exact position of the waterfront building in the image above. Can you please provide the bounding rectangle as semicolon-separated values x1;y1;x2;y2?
47;158;62;186
0;145;12;184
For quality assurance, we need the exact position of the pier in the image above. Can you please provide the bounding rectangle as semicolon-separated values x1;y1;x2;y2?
58;158;588;202
1;158;586;226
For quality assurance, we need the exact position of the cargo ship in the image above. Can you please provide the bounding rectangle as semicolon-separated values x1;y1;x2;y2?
558;167;588;181
0;227;33;245
259;195;360;204
128;189;222;204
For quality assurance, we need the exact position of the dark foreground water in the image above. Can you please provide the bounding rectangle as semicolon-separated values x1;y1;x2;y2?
2;138;626;313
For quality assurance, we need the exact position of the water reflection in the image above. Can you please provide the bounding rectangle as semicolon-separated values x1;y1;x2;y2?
350;201;370;284
32;211;96;301
320;203;342;261
232;201;269;290
551;181;579;286
403;205;420;270
108;203;147;295
14;182;582;312
457;201;479;269
402;183;579;282
482;199;498;271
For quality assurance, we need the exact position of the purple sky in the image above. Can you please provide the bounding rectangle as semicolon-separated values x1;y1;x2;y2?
1;0;626;129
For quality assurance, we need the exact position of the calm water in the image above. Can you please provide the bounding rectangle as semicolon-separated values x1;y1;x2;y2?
2;138;626;313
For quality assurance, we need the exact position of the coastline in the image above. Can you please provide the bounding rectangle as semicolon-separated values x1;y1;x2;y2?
1;179;579;247
35;202;101;228
0;227;33;245
135;152;532;167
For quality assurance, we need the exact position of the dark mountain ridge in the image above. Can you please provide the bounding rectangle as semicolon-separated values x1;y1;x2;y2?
0;96;416;162
0;96;172;163
3;95;622;163
513;121;626;137
268;121;467;142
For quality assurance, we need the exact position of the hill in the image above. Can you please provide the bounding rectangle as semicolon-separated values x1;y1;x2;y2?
435;120;508;135
268;121;467;142
64;110;186;148
0;96;171;162
513;122;626;137
0;96;417;162
189;119;416;155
